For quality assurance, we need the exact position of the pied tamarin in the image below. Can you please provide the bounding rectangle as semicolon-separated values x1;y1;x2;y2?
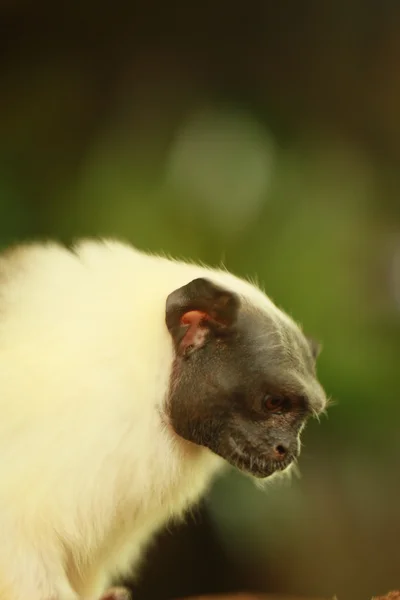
0;239;328;600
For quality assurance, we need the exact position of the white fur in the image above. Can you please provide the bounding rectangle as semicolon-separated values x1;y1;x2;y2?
0;239;298;600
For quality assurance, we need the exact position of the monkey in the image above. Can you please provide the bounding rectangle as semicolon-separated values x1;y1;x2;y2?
0;238;328;600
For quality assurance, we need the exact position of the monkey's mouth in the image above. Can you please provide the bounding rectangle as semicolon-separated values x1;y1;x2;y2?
225;438;296;479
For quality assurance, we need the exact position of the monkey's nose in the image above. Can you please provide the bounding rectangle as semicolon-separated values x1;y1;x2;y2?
273;443;289;460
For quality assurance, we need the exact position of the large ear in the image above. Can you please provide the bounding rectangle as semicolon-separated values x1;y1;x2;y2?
166;278;240;357
307;337;322;361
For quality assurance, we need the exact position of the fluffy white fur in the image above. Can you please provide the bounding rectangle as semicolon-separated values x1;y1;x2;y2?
0;239;297;600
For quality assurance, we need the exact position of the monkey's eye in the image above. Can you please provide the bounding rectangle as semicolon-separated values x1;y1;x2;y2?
263;395;286;412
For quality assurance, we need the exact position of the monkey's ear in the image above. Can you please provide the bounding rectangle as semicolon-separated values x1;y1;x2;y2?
166;278;240;357
307;337;322;361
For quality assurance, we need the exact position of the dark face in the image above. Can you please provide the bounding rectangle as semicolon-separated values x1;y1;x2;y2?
165;278;327;479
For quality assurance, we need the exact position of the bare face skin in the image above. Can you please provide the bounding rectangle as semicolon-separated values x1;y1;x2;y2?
166;278;327;479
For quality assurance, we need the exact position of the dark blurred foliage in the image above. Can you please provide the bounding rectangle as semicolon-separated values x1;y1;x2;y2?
1;2;400;599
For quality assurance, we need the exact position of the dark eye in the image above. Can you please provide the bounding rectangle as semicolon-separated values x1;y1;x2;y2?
263;395;286;412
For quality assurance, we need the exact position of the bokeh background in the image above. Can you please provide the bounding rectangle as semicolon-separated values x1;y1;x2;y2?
1;2;400;599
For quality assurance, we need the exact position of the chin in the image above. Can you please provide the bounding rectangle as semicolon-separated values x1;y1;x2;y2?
241;459;294;479
223;446;296;480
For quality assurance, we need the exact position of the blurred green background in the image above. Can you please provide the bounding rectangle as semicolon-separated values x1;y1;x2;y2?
1;2;399;599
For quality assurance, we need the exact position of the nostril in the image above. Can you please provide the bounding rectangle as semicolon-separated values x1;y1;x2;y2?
274;444;288;458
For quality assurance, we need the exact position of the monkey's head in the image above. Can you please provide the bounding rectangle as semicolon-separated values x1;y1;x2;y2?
165;277;327;479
